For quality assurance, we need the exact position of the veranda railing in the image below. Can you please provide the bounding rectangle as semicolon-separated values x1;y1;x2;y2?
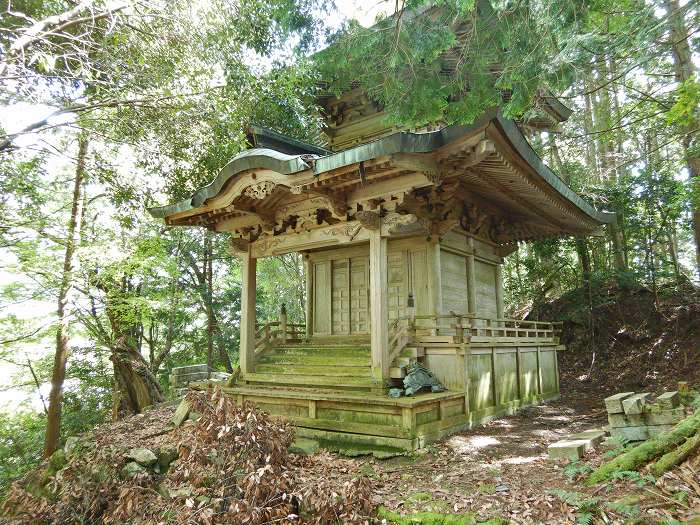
254;304;305;356
387;312;562;365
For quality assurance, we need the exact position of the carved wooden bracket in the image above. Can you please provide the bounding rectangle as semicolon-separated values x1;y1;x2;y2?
381;212;419;235
355;210;380;230
288;185;347;218
227;237;250;257
244;181;276;200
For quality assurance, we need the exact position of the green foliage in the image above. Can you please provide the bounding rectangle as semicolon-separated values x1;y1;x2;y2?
377;506;507;525
0;411;45;498
610;470;655;487
666;76;700;129
563;460;594;481
317;0;593;125
548;489;602;525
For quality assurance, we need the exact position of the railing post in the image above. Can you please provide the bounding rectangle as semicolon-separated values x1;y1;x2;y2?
279;303;287;343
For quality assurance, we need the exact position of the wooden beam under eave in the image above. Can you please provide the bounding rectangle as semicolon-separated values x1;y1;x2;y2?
214;214;265;232
347;172;435;204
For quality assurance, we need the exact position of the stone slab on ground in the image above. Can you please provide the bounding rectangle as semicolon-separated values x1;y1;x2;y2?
646;408;684;426
126;448;157;466
171;399;191;427
570;430;606;449
609;425;649;441
605;392;635;414
548;440;587;461
657;391;680;409
622;393;650;415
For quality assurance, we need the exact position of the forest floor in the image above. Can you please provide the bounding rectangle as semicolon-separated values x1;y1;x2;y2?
4;283;700;524
302;382;700;524
301;283;700;524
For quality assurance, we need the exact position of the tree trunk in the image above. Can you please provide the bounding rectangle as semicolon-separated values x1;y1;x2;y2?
44;134;88;458
205;232;214;377
664;0;700;275
111;338;165;418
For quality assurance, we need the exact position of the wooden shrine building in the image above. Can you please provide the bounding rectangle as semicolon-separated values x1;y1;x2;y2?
149;17;614;451
150;107;614;452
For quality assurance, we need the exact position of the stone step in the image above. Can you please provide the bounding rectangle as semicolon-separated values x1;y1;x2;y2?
242;372;378;390
258;354;371;366
254;364;372;376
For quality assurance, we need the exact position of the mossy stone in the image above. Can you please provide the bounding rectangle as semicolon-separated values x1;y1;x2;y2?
121;461;147;478
48;449;67;473
158;446;179;470
127;447;158;466
289;438;319;455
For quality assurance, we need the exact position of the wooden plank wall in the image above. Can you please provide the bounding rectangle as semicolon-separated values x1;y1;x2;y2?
307;237;432;337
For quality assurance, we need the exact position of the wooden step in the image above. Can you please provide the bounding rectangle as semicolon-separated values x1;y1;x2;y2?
258;354;371;366
274;346;371;358
254;364;372;376
242;372;377;389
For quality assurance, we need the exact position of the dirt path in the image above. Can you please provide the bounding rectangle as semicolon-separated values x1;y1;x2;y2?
303;389;612;524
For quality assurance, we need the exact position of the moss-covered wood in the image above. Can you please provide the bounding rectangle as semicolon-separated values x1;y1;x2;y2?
586;409;700;484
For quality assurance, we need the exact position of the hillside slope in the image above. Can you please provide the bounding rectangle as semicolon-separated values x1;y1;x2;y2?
532;283;700;395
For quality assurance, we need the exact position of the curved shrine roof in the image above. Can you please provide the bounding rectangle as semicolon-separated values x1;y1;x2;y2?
149;112;614;245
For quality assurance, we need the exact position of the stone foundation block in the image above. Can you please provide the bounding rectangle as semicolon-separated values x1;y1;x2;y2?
622;393;650;415
657;391;680;409
608;414;629;428
605;392;635;414
627;414;645;426
609;426;649;441
645;408;684;426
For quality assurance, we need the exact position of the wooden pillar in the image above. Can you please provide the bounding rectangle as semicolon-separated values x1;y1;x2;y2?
495;262;504;321
239;250;257;375
369;229;389;382
426;240;442;316
466;236;476;314
303;254;313;340
279;303;287;343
